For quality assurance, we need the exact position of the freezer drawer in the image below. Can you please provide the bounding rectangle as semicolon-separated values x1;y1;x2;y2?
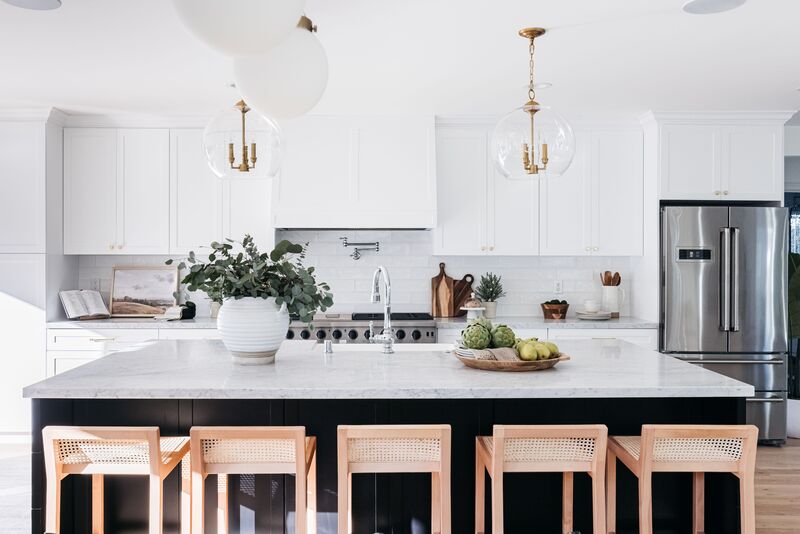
673;354;786;391
746;392;786;443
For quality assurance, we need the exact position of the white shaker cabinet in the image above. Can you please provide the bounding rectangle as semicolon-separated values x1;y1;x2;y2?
224;178;275;251
650;113;790;201
64;128;170;254
434;124;539;255
169;129;224;254
541;127;643;256
273;116;436;229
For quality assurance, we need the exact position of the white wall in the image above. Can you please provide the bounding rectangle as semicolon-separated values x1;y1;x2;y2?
76;231;635;318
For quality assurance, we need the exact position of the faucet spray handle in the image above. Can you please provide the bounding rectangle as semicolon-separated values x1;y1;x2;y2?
368;320;374;341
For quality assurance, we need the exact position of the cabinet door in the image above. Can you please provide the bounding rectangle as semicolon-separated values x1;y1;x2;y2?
64;128;118;254
659;124;720;200
117;129;170;254
0;121;45;253
489;166;539;255
722;125;782;200
272;117;352;228
224;178;275;252
540;131;590;255
170;129;223;254
591;129;644;255
433;127;487;255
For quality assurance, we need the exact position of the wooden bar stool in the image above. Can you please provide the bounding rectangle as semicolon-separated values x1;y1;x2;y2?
475;424;608;534
189;426;317;534
42;425;191;534
606;424;759;534
337;424;451;534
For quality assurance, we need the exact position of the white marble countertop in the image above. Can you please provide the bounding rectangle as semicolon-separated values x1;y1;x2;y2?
47;317;219;329
435;316;658;330
23;339;751;400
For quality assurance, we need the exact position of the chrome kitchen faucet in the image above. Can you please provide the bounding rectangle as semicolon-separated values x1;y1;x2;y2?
368;266;394;354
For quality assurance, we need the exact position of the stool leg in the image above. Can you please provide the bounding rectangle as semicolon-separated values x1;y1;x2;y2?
475;451;485;534
591;469;606;534
92;474;104;534
308;450;318;534
217;474;228;534
191;471;205;534
431;472;441;534
45;475;61;534
693;472;704;534
180;454;191;534
337;432;349;534
740;472;756;534
149;475;163;534
606;450;616;534
440;462;451;534
296;466;308;534
491;472;504;534
562;472;573;533
638;470;653;534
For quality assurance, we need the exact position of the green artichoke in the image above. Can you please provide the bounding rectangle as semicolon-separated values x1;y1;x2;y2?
462;324;491;350
491;325;516;348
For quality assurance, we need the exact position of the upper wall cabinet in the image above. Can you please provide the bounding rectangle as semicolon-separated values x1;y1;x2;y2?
0;121;46;253
272;116;436;229
65;128;169;254
434;125;539;255
647;112;792;201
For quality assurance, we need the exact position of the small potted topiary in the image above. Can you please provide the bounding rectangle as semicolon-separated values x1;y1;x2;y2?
474;272;505;319
167;235;333;365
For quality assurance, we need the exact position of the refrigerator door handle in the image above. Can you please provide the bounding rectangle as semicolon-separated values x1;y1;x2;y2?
677;358;784;364
746;396;785;404
731;227;740;332
720;227;732;332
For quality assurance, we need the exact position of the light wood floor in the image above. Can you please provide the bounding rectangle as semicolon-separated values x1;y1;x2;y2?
756;438;800;533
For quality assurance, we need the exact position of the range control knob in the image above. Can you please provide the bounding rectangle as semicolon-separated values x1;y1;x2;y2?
332;329;343;340
411;330;422;341
316;330;327;340
395;329;406;340
347;329;358;340
286;330;295;340
300;330;311;340
364;330;371;340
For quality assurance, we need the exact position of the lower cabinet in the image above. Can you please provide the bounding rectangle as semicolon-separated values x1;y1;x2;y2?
158;329;222;340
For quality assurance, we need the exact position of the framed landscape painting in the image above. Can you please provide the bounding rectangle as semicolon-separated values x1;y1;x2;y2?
110;266;178;317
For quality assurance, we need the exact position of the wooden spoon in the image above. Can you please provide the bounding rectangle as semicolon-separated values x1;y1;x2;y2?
604;271;612;286
612;272;621;286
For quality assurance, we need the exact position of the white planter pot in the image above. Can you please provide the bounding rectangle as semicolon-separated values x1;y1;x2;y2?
483;301;497;319
217;297;289;365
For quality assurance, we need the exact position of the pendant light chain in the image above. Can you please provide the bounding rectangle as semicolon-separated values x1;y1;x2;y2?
528;37;536;101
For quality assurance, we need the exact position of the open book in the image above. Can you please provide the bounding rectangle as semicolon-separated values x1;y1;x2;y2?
59;290;110;320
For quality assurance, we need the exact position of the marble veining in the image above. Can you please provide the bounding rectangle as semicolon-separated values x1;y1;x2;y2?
23;339;752;400
435;316;658;330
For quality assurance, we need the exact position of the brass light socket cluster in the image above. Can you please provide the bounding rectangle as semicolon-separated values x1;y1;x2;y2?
519;27;548;175
228;100;257;172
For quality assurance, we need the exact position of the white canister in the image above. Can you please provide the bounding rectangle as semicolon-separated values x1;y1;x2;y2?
601;286;625;317
217;297;289;365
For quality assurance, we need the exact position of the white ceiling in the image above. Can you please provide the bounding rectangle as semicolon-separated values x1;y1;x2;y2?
0;0;798;119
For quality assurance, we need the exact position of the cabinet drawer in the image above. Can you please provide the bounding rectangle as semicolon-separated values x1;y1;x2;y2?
47;328;159;351
159;329;221;340
547;328;657;350
46;351;103;377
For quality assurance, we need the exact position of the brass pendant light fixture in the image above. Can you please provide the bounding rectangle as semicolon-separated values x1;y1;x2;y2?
228;100;257;172
491;27;575;180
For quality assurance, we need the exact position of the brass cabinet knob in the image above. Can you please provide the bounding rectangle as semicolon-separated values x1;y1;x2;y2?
713;191;721;196
480;245;486;251
585;246;591;252
594;246;599;251
108;244;114;250
723;190;729;195
489;246;494;251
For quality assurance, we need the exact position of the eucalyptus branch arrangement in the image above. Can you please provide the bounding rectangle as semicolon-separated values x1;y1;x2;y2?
166;235;333;323
474;272;506;302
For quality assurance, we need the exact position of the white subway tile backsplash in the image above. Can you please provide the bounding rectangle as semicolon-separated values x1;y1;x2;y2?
75;230;633;317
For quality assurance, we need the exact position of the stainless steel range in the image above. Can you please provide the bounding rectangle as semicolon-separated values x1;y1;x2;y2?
287;312;437;343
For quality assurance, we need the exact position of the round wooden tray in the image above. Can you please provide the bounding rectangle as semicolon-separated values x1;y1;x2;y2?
454;353;571;372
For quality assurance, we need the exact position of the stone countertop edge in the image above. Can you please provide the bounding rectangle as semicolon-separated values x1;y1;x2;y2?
23;339;753;400
434;316;659;329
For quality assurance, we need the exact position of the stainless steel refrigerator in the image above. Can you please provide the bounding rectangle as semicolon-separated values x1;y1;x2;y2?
660;205;789;443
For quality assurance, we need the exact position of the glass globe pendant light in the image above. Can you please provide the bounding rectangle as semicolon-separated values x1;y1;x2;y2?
491;28;575;179
202;100;283;180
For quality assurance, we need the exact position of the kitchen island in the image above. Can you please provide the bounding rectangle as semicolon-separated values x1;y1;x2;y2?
25;339;752;533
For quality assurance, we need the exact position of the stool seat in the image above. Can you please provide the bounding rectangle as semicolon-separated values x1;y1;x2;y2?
58;436;190;470
610;435;744;464
478;435;598;464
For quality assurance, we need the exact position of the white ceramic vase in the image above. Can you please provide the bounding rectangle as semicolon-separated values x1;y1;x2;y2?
217;297;289;365
483;301;497;319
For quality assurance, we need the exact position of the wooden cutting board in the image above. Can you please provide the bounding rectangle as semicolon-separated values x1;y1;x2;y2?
431;262;454;318
453;273;475;317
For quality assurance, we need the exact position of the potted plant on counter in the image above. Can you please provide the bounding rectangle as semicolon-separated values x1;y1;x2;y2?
474;272;505;319
167;235;333;365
